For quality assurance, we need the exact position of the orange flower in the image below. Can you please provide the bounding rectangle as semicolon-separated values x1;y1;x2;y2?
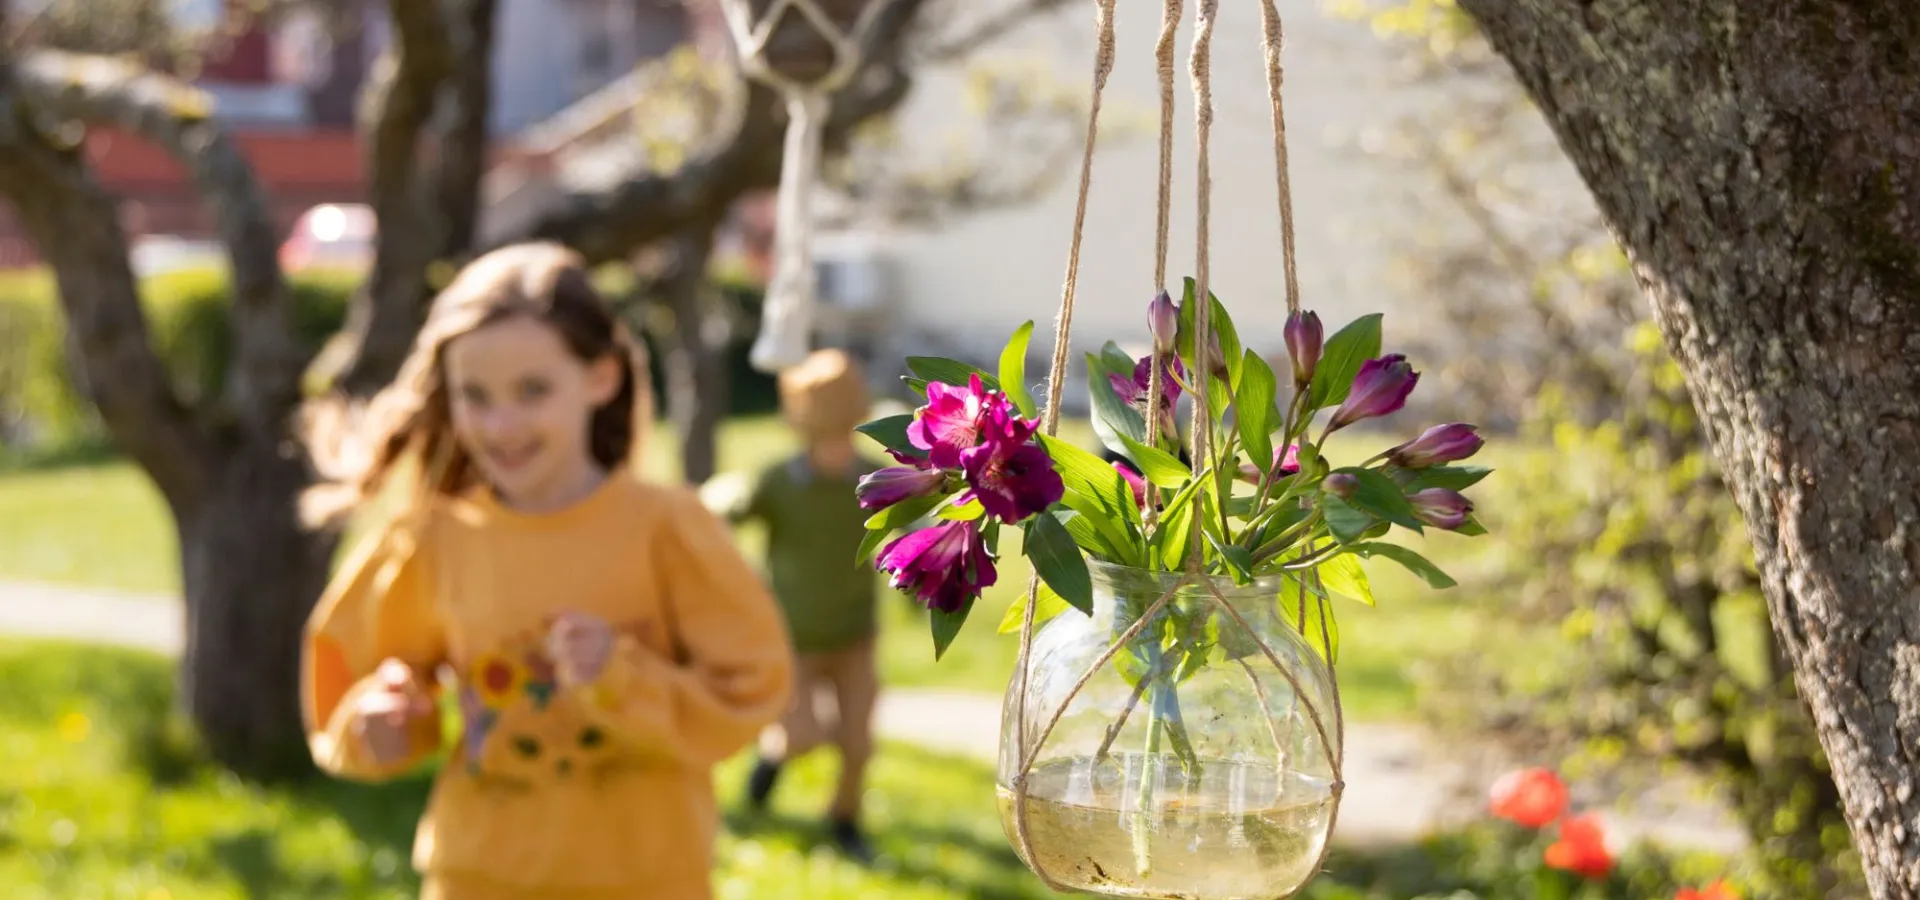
472;651;527;708
1543;813;1614;880
1677;880;1740;900
1489;767;1570;828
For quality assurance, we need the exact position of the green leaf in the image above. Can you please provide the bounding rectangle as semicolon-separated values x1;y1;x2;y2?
1053;508;1122;560
930;599;974;660
1024;514;1094;615
855;527;890;566
864;492;948;532
1319;494;1375;544
1338;466;1426;534
1405;465;1494;492
1040;434;1133;515
998;321;1038;418
1454;515;1489;537
907;356;1000;392
1157;491;1195;571
1307;313;1383;411
998;580;1074;634
937;497;985;521
1236;351;1280;470
855;415;922;459
1086;352;1149;457
1351;542;1458;589
1099;341;1137;378
1314;552;1375;606
1119;433;1190;489
1284;585;1340;666
1176;278;1245;389
1209;532;1255;585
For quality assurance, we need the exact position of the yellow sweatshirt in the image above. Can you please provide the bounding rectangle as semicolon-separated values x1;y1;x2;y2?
301;473;794;898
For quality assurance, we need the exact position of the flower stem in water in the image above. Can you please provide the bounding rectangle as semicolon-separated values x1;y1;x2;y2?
1132;684;1165;879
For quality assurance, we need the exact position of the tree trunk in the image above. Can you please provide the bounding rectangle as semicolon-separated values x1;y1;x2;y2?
175;438;338;781
1455;1;1920;894
661;227;728;483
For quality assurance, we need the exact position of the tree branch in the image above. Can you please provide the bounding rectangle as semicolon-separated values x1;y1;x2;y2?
492;0;929;265
0;57;211;507
314;0;468;397
431;0;496;261
9;50;303;439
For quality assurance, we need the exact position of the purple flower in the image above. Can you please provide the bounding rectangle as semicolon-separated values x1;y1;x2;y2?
1148;291;1178;354
1390;423;1484;469
1329;354;1419;430
959;409;1064;522
1408;488;1473;530
907;375;1008;469
1108;355;1185;437
877;519;997;613
857;465;947;510
1114;461;1147;507
1285;311;1323;387
1321;472;1359;500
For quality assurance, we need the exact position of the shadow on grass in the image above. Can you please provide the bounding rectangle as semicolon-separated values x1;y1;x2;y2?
0;440;121;474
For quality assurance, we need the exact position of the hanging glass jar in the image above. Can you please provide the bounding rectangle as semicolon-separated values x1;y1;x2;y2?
998;560;1341;900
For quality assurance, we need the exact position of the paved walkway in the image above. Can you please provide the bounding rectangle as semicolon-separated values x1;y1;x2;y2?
0;579;1747;852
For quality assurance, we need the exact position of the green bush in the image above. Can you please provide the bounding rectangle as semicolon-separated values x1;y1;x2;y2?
0;267;780;453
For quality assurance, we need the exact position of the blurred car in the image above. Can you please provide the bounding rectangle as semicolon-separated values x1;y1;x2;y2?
279;203;376;274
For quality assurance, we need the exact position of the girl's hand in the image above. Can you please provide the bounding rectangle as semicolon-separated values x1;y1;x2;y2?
352;659;435;766
546;610;615;687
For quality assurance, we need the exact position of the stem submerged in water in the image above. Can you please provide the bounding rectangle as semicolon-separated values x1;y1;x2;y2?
1132;682;1165;878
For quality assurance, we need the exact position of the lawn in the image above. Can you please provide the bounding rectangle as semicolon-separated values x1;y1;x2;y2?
0;639;1730;900
0;415;1499;719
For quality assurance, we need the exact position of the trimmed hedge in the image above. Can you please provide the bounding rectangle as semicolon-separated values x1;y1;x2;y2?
0;267;778;451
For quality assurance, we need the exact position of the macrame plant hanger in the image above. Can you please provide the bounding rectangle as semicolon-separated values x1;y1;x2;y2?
1006;0;1347;893
717;0;890;373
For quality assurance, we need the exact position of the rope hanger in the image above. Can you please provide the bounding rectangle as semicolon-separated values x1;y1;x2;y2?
717;0;892;373
1006;0;1346;891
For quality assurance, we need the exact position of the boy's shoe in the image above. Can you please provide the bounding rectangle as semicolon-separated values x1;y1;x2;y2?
745;758;783;811
828;816;875;865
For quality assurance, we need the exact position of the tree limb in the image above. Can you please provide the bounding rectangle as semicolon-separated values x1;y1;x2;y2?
493;0;929;265
8;50;303;439
0;58;211;507
318;0;460;397
431;0;496;261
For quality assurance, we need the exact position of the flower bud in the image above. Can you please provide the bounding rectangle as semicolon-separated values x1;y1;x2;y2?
1285;310;1323;387
1408;487;1473;530
1390;423;1484;468
1148;290;1178;355
1329;354;1419;430
856;465;947;510
1321;472;1359;500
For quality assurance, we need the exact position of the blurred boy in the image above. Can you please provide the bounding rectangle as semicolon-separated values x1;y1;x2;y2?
707;348;885;864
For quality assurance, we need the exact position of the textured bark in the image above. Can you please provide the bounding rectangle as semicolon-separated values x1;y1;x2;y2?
175;439;339;780
322;0;465;398
659;226;727;484
495;0;928;264
1455;1;1920;894
0;47;332;779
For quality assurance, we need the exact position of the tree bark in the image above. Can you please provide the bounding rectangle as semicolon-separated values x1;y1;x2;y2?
0;47;333;779
660;226;728;484
175;439;339;780
1455;1;1920;894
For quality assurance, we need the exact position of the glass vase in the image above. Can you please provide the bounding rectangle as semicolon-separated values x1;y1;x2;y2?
997;559;1342;899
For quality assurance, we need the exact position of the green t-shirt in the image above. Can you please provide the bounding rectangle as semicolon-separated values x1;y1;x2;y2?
740;454;884;655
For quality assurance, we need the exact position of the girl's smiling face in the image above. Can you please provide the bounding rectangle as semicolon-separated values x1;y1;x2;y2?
444;313;622;511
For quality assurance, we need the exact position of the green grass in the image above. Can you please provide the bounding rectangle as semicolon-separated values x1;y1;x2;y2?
0;416;1509;719
0;639;1734;900
0;638;1064;900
